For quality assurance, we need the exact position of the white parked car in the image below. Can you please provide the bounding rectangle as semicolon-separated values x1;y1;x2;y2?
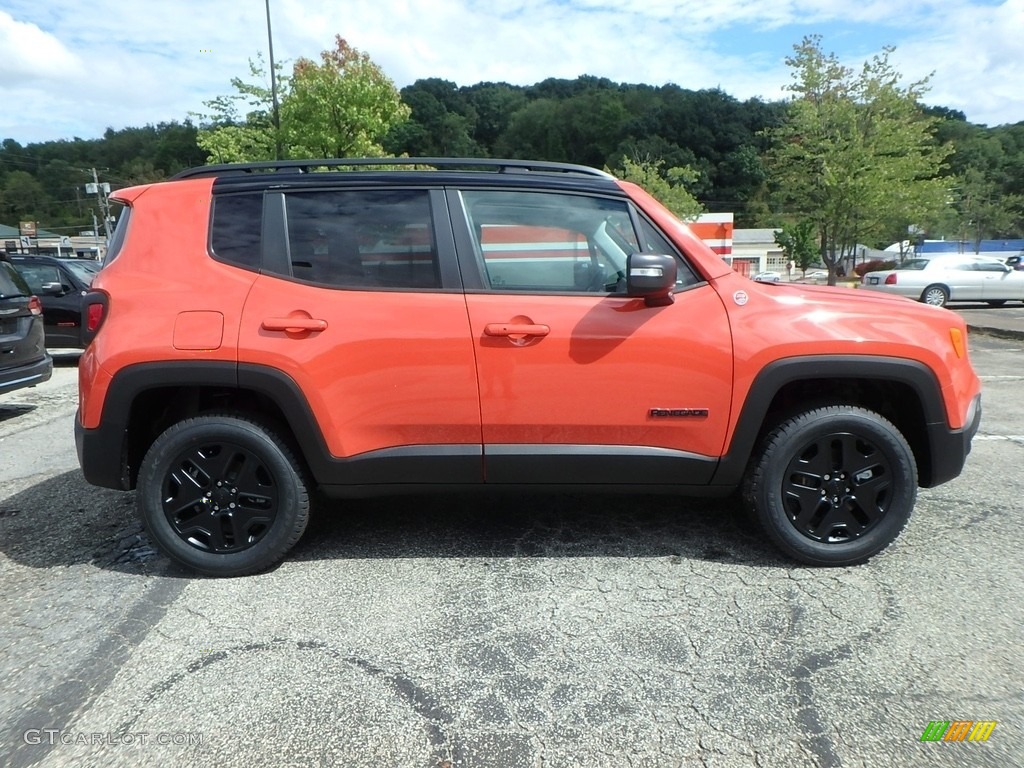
860;255;1024;307
752;271;781;283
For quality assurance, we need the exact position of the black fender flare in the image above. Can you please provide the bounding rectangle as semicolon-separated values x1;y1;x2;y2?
710;355;958;488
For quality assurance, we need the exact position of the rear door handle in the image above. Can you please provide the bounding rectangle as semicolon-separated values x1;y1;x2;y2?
262;317;328;332
484;323;550;337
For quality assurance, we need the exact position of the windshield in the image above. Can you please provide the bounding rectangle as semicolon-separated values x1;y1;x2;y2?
62;259;100;285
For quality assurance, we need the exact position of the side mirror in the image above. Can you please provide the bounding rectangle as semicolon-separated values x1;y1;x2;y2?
627;253;677;306
40;281;66;296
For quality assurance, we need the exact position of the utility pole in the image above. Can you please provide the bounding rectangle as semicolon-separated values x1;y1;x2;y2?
265;0;282;160
85;169;113;244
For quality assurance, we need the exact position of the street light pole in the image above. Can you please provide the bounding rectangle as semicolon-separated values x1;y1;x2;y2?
265;0;282;160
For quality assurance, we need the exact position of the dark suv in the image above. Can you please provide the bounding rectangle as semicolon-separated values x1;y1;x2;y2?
9;254;99;348
76;158;982;576
0;254;52;396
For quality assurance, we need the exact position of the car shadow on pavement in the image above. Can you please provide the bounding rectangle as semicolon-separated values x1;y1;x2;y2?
292;491;785;567
0;403;35;423
0;473;787;576
0;470;155;575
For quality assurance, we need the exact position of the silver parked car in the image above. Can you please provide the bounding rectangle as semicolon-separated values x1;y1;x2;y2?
860;255;1024;307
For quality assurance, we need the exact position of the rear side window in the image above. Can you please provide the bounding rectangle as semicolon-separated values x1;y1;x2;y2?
282;189;439;289
211;193;263;270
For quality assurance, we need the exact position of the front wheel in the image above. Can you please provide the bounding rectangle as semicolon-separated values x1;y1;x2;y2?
920;284;949;307
136;415;310;576
743;406;917;566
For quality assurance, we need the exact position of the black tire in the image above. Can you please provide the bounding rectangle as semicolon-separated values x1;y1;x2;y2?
920;284;948;307
137;414;310;577
743;406;917;566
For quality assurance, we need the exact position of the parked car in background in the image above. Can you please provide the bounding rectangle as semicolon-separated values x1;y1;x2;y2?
805;270;829;281
0;254;52;395
1007;255;1024;271
860;254;1024;307
9;255;100;348
752;271;781;283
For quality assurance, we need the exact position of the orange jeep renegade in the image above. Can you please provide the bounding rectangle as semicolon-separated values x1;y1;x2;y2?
75;159;982;576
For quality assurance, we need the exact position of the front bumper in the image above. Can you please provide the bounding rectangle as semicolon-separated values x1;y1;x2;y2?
924;393;981;488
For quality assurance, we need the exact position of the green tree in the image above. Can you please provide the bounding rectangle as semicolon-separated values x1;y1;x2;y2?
281;36;409;159
612;156;703;221
764;36;952;284
952;167;1024;249
193;54;284;163
0;171;50;222
774;221;818;275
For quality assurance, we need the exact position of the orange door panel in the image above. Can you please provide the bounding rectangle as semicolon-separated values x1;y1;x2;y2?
239;276;481;459
466;284;733;459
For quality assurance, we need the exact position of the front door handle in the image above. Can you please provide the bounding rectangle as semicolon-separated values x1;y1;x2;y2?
262;317;328;332
484;323;550;338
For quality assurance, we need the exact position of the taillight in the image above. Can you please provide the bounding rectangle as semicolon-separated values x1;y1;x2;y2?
82;291;109;344
86;302;105;332
28;296;43;315
884;273;897;285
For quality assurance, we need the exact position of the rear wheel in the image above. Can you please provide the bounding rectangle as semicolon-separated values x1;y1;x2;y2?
920;284;949;307
137;414;310;576
743;406;917;566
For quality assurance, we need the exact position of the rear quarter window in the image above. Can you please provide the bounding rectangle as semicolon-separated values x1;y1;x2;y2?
211;193;263;270
103;203;131;267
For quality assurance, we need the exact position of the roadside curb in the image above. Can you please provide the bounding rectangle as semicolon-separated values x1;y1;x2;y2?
968;325;1024;342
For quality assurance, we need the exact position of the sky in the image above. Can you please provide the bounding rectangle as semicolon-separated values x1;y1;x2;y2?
1;0;1022;146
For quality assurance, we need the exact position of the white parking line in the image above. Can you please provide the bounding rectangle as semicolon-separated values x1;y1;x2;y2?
974;435;1024;443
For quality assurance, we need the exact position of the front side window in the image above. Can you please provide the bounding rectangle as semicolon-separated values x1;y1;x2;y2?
461;190;697;292
283;189;439;289
975;261;1008;272
14;264;61;293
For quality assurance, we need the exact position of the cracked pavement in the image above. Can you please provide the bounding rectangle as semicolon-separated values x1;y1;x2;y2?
0;339;1021;767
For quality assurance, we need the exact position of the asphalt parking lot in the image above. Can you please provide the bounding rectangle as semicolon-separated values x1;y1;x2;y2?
1;327;1021;768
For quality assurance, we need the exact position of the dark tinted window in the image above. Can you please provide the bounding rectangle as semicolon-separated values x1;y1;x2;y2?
283;190;439;289
211;193;263;269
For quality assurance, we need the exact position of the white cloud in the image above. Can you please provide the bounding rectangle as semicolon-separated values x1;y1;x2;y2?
0;10;83;83
0;0;1020;144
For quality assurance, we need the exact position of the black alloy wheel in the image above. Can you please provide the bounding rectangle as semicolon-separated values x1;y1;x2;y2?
137;415;310;576
782;432;891;543
744;405;917;566
161;440;278;553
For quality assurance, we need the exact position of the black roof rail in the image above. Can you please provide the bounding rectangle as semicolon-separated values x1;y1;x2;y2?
170;157;616;181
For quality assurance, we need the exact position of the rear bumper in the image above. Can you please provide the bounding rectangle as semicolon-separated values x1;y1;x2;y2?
0;355;52;396
75;409;129;490
924;393;982;488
